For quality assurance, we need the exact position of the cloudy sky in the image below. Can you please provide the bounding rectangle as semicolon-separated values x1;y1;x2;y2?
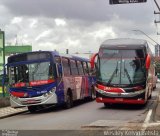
0;0;160;54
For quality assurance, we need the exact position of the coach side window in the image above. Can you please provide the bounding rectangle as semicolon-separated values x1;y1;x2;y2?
62;58;71;76
70;60;78;75
77;61;84;75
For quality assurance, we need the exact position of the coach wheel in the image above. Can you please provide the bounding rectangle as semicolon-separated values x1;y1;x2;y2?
28;106;37;113
65;93;73;109
91;86;95;100
153;84;156;90
104;103;112;108
148;86;152;100
104;103;108;108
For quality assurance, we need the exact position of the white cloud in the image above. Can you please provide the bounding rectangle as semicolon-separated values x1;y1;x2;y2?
35;30;51;41
11;17;22;24
0;0;159;55
29;19;38;28
55;18;66;26
89;27;116;39
65;38;80;47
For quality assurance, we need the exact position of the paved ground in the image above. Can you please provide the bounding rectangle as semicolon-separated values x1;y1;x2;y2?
0;90;158;130
0;84;159;136
0;107;27;119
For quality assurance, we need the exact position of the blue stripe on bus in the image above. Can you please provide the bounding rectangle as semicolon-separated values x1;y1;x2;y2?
9;82;57;97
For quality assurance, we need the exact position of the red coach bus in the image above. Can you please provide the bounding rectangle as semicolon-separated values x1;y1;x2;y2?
91;38;155;106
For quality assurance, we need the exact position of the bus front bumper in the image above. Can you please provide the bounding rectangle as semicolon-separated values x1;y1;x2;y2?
96;97;145;104
96;88;146;104
10;89;58;108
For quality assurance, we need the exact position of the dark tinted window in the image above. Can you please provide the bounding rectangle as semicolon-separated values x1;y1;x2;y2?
62;58;70;76
83;62;89;75
77;61;84;75
70;60;78;75
100;49;145;59
8;52;51;63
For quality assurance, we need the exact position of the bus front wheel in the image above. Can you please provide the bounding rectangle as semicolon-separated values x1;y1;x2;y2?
91;86;95;100
65;93;73;109
28;106;37;113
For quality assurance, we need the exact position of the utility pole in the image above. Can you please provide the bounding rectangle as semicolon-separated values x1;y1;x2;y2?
133;30;160;45
0;30;5;97
154;0;160;36
154;0;160;24
154;11;160;14
154;0;160;12
66;49;69;54
154;20;160;23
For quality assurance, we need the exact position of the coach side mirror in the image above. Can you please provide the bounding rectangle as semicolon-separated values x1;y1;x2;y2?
146;54;151;70
90;53;98;70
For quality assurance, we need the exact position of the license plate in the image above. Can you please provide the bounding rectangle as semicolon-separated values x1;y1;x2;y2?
115;98;123;101
26;100;37;104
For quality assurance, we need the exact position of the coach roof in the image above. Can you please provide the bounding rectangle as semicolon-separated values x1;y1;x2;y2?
100;38;148;49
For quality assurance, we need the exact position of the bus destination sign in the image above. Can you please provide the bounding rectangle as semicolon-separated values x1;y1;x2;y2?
109;0;147;4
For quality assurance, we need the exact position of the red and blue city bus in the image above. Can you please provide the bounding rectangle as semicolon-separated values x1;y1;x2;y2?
7;51;96;112
90;38;155;106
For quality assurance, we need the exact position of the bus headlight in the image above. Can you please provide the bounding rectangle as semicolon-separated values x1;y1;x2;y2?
43;87;56;97
50;87;56;93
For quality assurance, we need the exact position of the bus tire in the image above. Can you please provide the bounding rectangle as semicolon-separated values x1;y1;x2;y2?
28;106;37;113
153;85;156;90
148;93;152;100
104;103;110;108
90;86;95;100
65;91;73;109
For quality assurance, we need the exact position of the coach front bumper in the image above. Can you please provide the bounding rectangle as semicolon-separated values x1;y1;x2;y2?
95;87;146;104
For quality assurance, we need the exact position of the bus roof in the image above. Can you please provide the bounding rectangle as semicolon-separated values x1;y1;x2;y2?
100;38;148;49
8;50;89;63
53;52;89;62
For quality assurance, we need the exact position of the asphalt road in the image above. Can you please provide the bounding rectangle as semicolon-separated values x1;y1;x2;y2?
0;85;159;135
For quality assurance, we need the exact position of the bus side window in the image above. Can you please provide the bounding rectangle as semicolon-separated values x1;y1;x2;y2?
55;56;62;77
83;62;89;75
62;58;71;76
77;61;84;75
70;60;78;75
87;62;91;75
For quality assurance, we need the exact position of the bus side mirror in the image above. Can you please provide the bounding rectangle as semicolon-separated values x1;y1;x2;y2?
146;54;151;70
90;53;98;70
56;63;62;77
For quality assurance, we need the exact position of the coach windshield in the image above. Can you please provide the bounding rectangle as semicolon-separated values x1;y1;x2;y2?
97;48;146;87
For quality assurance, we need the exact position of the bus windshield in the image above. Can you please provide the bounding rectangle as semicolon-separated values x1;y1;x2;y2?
9;61;54;87
98;49;146;86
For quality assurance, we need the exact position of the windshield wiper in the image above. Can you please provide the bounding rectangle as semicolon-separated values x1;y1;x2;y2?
107;61;119;85
124;61;132;84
